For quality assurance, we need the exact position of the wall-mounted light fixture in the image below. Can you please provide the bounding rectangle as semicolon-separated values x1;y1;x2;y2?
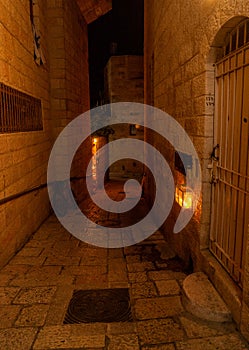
175;184;193;209
130;124;137;135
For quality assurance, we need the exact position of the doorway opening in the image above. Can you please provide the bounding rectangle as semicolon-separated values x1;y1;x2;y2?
209;17;249;287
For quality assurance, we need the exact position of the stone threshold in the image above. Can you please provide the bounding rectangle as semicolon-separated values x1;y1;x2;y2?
200;249;242;326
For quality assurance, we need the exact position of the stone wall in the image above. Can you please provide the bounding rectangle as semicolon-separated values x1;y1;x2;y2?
105;55;144;104
104;55;144;178
144;0;249;339
0;0;90;267
47;0;91;203
0;0;51;267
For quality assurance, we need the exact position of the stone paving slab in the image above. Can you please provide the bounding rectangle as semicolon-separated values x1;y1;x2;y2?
141;345;175;350
44;256;81;266
0;305;21;328
155;243;176;259
127;262;155;273
107;322;137;335
107;334;140;349
13;286;57;304
0;273;16;286
45;286;73;325
8;255;46;266
24;239;55;249
155;261;168;269
124;246;144;255
53;240;80;252
0;264;31;275
128;272;148;283
61;265;107;276
155;280;180;296
148;270;187;282
108;264;128;282
78;247;108;258
126;255;141;263
175;333;249;350
33;324;107;349
10;266;61;286
0;266;31;286
0;287;20;304
15;247;44;257
137;318;185;345
74;274;108;289
135;296;183;320
15;304;50;327
131;282;157;299
80;255;108;266
179;315;234;338
108;249;124;258
108;281;129;289
75;280;109;290
0;327;38;350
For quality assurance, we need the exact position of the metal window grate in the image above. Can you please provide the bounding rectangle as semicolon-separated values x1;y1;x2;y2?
0;82;43;133
223;19;249;58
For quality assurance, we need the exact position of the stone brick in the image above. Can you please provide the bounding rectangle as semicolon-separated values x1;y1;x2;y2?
44;256;81;266
179;316;233;338
75;274;108;289
13;286;57;304
45;285;73;326
131;282;157;299
126;255;141;263
137;318;185;345
108;260;128;282
15;304;49;327
33;324;106;349
155;280;180;296
148;271;187;282
107;322;137;335
127;262;155;273
0;287;20;304
9;255;46;266
15;247;43;257
128;272;148;283
0;305;21;328
10;266;62;287
135;296;183;320
141;345;175;350
175;333;249;350
107;334;140;350
0;328;38;350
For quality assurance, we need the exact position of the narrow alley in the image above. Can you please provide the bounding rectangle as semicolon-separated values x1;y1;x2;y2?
0;0;249;349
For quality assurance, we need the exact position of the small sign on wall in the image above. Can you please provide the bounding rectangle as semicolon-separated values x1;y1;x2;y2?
205;94;215;113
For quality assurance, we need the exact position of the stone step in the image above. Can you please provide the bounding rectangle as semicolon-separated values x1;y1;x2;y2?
182;272;232;322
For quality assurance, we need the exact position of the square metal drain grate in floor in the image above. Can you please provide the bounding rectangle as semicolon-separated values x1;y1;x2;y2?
64;288;133;324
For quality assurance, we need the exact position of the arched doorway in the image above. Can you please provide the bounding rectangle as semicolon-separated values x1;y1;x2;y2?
209;17;249;288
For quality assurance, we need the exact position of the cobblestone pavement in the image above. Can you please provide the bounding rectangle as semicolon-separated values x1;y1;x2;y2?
0;181;248;349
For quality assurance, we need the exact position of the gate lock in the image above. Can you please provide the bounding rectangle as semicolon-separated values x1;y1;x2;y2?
208;144;219;184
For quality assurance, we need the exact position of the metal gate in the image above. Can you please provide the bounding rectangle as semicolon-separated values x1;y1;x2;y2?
210;22;249;287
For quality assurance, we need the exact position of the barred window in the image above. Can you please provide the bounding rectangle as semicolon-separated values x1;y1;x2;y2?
223;19;249;57
0;82;43;133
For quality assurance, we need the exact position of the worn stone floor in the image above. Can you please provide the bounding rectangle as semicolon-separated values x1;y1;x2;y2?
0;181;249;349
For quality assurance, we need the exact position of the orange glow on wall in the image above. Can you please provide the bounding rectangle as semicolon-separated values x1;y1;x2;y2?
175;184;193;209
